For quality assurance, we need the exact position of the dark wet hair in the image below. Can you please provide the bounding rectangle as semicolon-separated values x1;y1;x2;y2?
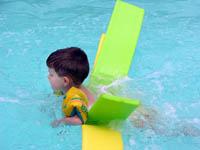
46;47;89;86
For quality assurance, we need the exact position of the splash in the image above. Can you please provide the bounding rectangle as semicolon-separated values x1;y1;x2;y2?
98;76;132;94
95;76;143;100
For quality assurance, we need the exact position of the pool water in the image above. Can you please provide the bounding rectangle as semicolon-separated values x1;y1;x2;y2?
0;0;200;149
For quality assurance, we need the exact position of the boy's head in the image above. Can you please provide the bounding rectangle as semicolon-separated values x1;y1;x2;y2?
46;47;89;91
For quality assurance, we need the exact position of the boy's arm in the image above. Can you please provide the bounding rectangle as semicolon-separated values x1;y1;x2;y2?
51;116;82;127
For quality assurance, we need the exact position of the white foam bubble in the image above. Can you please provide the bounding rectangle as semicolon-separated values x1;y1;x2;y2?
0;97;19;103
190;118;200;126
153;80;164;94
163;102;177;118
129;137;136;146
146;62;174;80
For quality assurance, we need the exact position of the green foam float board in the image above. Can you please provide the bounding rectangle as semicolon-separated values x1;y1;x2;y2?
91;0;144;85
86;93;140;124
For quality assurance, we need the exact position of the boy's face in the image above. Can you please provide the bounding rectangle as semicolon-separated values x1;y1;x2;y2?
48;68;65;91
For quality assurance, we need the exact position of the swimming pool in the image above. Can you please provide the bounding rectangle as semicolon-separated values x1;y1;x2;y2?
0;0;200;149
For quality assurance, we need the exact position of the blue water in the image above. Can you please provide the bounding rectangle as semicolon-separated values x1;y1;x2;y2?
0;0;200;149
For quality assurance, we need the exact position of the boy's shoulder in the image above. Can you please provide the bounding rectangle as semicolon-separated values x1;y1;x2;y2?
66;87;88;101
79;85;95;107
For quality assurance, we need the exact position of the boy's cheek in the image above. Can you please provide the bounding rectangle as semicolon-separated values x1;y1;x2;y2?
50;82;57;90
48;78;63;90
48;79;56;89
51;82;61;90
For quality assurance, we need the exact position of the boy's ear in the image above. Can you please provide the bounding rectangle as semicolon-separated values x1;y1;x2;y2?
63;76;70;86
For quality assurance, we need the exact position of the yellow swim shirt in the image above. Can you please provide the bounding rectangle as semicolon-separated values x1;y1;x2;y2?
62;87;88;124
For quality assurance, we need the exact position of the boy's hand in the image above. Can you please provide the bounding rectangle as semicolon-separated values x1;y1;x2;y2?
51;119;61;128
51;116;82;127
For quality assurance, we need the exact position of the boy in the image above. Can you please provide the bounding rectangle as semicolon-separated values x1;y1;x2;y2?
46;47;95;127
